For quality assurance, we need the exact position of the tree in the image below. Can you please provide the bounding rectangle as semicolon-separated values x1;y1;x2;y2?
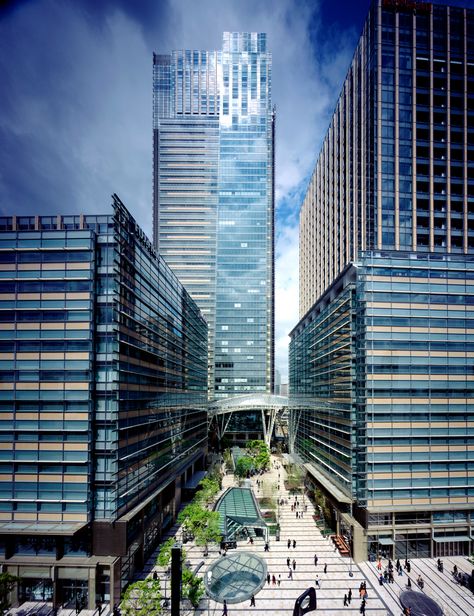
193;510;221;556
0;573;19;616
234;455;254;478
245;440;270;472
181;566;205;607
156;538;181;568
120;578;162;616
178;503;221;556
195;476;220;506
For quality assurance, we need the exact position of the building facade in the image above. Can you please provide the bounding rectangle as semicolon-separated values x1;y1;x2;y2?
153;32;275;398
0;196;208;607
291;0;474;560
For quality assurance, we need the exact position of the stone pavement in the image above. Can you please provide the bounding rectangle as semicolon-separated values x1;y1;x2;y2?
146;456;474;616
151;456;392;615
360;554;474;616
8;603;109;616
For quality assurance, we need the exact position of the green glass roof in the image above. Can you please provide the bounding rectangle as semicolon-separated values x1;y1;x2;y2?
204;551;267;604
215;487;267;540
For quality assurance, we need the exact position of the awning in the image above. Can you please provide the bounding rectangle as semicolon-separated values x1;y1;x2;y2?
432;535;472;543
378;537;395;545
303;463;352;504
0;521;87;535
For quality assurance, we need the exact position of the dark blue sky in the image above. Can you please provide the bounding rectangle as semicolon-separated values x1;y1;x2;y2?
0;0;415;377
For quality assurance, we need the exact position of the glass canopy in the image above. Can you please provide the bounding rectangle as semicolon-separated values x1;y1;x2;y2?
204;551;267;604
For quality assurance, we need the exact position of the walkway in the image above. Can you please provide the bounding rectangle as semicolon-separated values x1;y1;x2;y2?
145;456;474;615
150;457;390;615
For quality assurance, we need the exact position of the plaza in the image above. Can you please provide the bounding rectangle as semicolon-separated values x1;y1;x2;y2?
147;456;474;616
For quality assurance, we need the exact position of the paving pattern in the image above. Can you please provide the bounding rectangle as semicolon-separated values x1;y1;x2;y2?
148;457;474;615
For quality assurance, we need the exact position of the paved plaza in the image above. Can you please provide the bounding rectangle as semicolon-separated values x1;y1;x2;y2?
149;456;474;616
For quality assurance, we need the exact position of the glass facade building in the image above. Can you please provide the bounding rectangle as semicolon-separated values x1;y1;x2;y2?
291;0;474;560
0;196;208;607
153;32;275;398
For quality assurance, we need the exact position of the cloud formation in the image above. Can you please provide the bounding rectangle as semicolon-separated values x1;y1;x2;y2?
0;0;359;381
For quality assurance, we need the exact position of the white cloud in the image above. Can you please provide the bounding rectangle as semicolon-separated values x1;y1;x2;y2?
0;0;357;384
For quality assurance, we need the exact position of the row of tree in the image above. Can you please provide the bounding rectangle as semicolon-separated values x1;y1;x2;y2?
120;471;223;614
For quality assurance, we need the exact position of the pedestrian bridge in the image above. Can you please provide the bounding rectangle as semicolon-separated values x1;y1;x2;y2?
208;394;288;447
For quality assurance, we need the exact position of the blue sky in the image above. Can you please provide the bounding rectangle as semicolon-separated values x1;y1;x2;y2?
0;0;370;380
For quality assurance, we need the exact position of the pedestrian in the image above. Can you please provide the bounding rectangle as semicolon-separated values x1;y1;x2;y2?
152;571;158;581
292;559;296;570
407;577;411;589
250;595;255;607
324;563;327;574
296;511;298;518
348;589;352;603
377;559;382;571
272;575;276;585
291;504;294;512
343;594;348;607
293;539;296;549
287;539;291;549
360;599;366;615
250;537;254;545
264;542;269;552
222;599;228;616
314;554;318;566
288;568;293;579
398;566;403;576
96;601;103;616
278;574;281;586
315;575;320;588
406;561;411;573
378;574;383;586
287;557;291;567
267;573;270;585
396;559;401;571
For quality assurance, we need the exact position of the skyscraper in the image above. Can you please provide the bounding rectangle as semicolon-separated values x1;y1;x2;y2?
153;32;275;398
0;197;208;607
290;0;474;560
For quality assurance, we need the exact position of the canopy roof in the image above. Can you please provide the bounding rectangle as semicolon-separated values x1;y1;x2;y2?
215;487;267;541
204;551;267;604
209;393;288;413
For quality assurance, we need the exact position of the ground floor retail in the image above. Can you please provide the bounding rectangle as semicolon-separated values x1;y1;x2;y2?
2;453;206;610
300;463;473;562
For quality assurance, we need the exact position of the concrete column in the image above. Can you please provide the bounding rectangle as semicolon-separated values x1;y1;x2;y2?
88;566;97;610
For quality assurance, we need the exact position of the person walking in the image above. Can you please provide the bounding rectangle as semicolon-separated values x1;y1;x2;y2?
314;554;318;566
250;595;256;607
360;599;366;615
348;589;352;604
324;563;328;574
222;599;228;616
344;594;348;607
288;568;293;580
406;577;412;589
293;539;296;549
287;539;291;549
292;559;296;571
315;575;320;588
287;556;291;568
272;575;276;585
264;542;269;552
267;573;270;585
278;574;281;587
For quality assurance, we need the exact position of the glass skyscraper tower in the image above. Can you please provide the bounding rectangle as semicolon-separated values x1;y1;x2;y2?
290;0;474;561
153;32;275;398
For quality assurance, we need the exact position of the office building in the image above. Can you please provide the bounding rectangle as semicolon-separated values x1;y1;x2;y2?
0;196;208;607
290;0;474;560
153;32;275;398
